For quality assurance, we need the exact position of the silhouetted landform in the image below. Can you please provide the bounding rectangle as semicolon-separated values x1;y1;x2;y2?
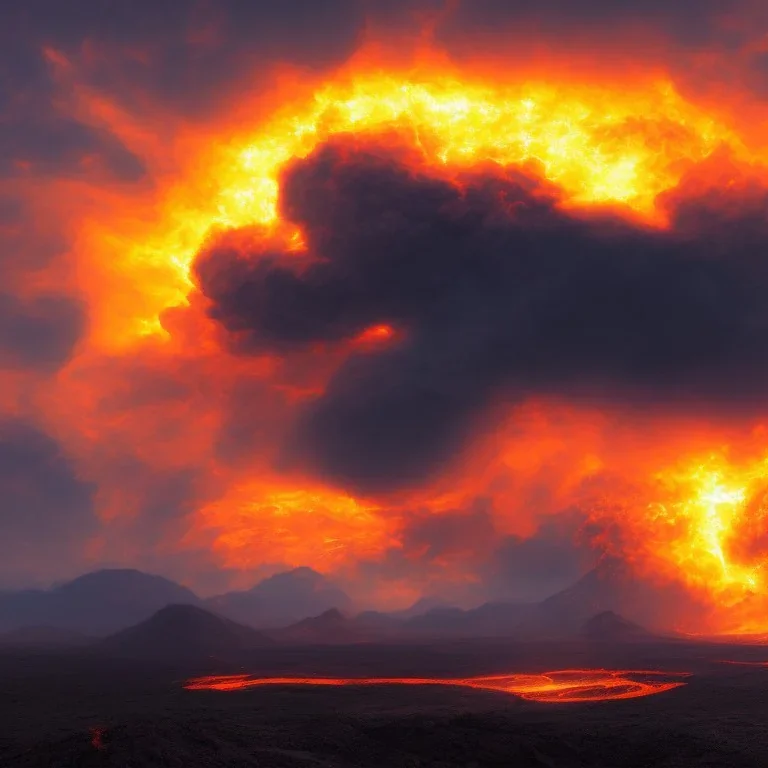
0;566;354;638
271;608;381;645
0;561;698;643
357;596;458;631
102;604;273;658
207;567;353;628
0;569;201;636
394;596;456;619
0;624;94;648
398;561;698;640
541;559;709;633
581;611;651;641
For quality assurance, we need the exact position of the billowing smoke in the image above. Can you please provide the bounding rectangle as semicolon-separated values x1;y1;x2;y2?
3;0;768;631
196;140;768;492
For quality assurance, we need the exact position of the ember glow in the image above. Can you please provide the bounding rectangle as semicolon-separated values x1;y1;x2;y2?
10;2;768;637
184;670;688;703
89;727;106;751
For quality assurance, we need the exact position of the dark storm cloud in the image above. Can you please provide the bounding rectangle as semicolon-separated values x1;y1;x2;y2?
0;293;85;371
0;419;96;587
2;0;364;117
0;0;367;182
196;139;768;492
437;0;761;48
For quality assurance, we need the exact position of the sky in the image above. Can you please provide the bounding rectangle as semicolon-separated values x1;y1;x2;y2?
4;0;768;630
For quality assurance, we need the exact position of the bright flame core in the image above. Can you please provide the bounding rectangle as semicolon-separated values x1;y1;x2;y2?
588;452;768;631
652;460;768;603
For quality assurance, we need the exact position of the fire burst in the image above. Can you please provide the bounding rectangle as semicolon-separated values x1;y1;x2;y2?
594;453;768;631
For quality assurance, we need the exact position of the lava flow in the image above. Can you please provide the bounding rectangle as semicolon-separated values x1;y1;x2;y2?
184;670;688;703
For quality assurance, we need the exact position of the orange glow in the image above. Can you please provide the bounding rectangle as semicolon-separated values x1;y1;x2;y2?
188;482;401;572
184;669;688;703
22;39;768;631
76;68;754;348
587;450;768;633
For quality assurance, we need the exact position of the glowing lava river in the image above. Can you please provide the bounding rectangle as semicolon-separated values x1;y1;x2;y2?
184;670;689;703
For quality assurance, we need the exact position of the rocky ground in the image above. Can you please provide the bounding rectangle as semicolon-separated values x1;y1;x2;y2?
2;639;767;767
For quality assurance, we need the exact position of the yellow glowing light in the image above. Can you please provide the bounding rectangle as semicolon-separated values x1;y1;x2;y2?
83;73;748;347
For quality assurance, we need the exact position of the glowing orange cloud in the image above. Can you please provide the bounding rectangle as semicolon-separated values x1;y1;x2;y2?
186;482;400;573
587;449;768;634
23;38;768;632
74;65;756;348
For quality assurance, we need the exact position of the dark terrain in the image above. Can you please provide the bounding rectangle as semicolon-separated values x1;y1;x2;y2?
3;638;768;767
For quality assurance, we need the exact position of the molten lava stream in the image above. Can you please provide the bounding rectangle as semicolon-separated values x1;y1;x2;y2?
184;669;688;703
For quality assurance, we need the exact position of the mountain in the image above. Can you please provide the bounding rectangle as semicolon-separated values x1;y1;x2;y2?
394;596;455;620
372;563;696;640
0;569;202;636
536;562;628;630
397;562;663;639
355;597;456;631
0;625;94;649
581;610;650;641
208;567;353;628
102;604;272;658
537;559;702;633
270;608;379;645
